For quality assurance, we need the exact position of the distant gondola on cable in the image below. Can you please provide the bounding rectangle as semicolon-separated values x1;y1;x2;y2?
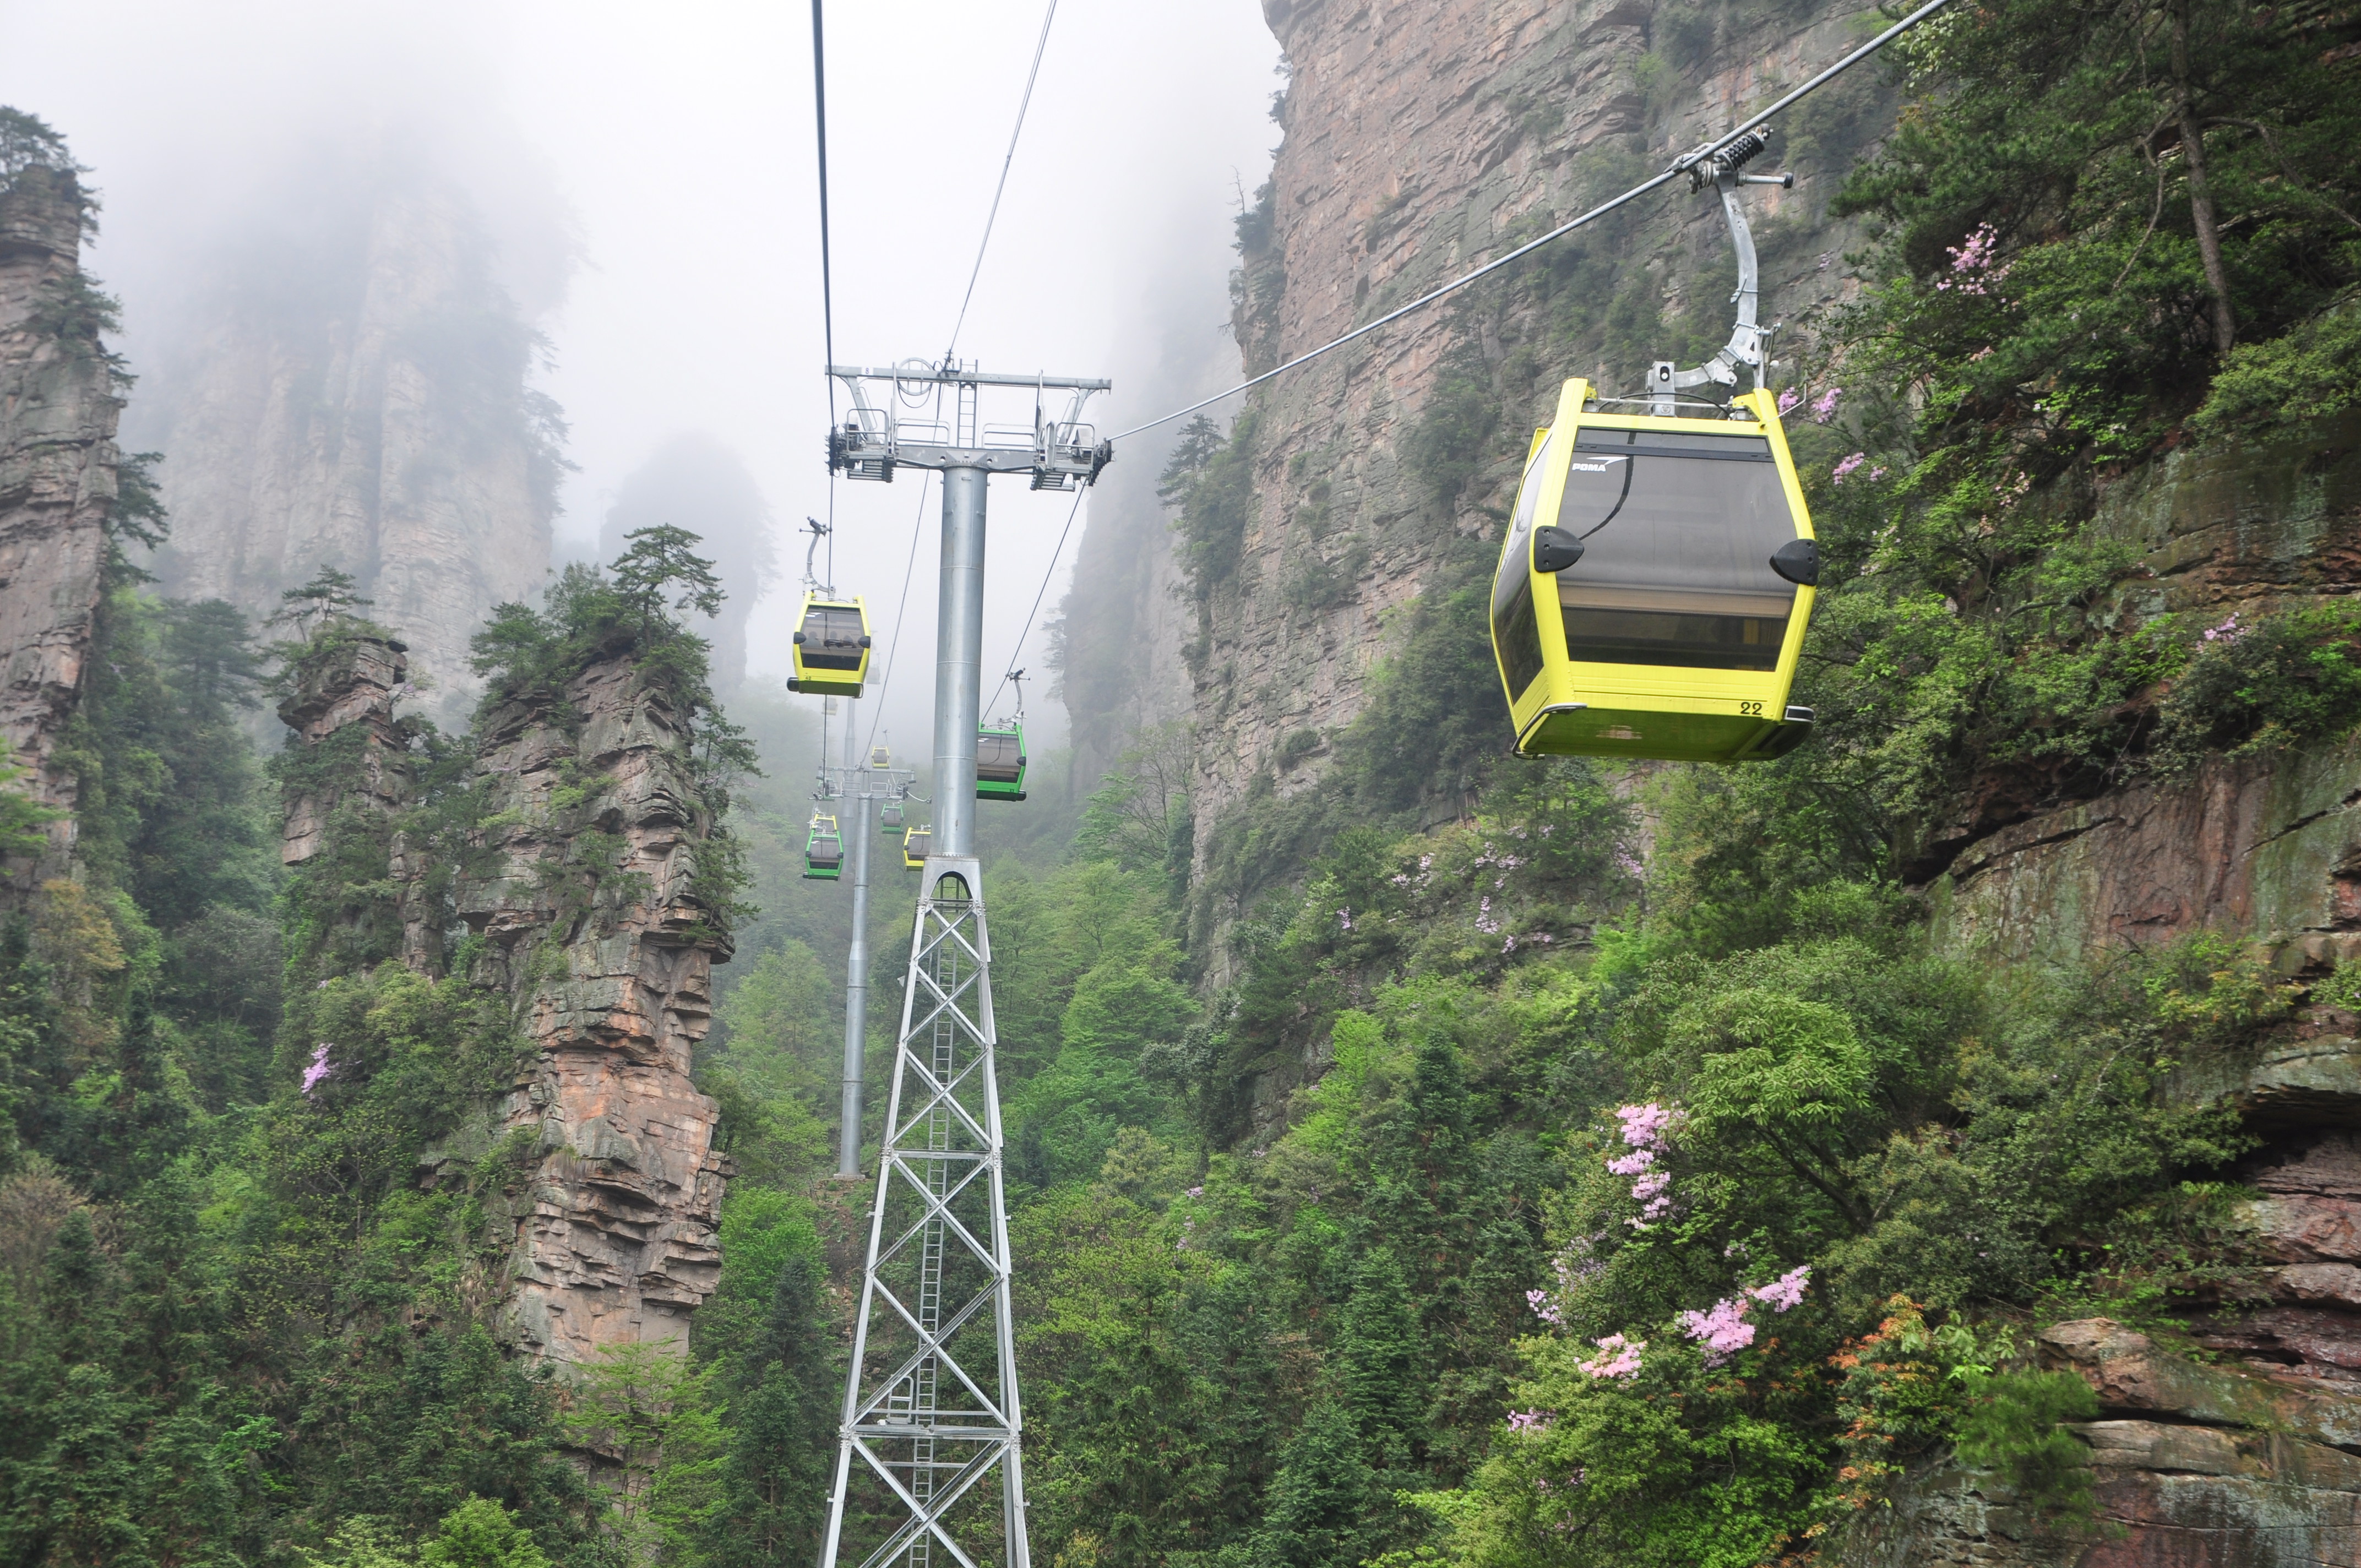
901;825;932;869
977;670;1028;801
785;519;872;697
804;813;845;880
1490;129;1818;765
880;799;906;838
976;724;1026;801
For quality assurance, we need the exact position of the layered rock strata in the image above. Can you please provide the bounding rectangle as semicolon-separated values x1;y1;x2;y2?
1837;1320;2361;1568
0;161;119;861
450;657;731;1363
275;625;441;972
1929;412;2361;956
278;631;731;1364
276;629;416;865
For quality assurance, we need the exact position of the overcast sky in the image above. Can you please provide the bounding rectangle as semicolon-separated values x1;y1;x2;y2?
0;0;1281;758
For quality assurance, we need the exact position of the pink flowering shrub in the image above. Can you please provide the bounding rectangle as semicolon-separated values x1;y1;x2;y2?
1615;1102;1672;1150
1748;1264;1811;1313
1577;1334;1645;1380
1809;386;1842;423
1629;1170;1673;1223
301;1042;335;1096
1933;222;2012;296
1677;1297;1756;1363
1831;452;1867;484
1607;1103;1681;1224
1776;386;1801;415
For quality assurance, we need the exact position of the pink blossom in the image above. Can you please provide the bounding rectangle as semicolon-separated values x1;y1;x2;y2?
1678;1297;1756;1363
1337;907;1353;933
1508;1408;1554;1433
1869;466;1887;481
1606;1149;1655;1177
1776;386;1802;415
1503;934;1518;954
1934;223;2011;296
1526;1288;1565;1326
1614;850;1644;878
1389;872;1411;887
301;1042;334;1096
2202;613;2244;645
1579;1334;1645;1379
1747;1264;1811;1313
1186;1185;1204;1199
1631;1169;1674;1221
1615;1103;1673;1151
1810;387;1842;423
1832;452;1867;484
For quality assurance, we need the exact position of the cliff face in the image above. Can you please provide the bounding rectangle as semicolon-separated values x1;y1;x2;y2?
138;173;562;719
1849;416;2361;1568
1929;416;2361;967
0;161;119;852
451;656;731;1364
281;634;730;1366
1171;0;1891;924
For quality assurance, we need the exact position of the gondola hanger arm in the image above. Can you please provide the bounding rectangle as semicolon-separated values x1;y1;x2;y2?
1651;128;1791;410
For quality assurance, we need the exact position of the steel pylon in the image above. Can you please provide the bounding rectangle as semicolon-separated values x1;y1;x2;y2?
819;854;1028;1568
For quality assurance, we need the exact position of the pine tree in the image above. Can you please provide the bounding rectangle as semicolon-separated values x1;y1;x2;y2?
1250;1397;1378;1568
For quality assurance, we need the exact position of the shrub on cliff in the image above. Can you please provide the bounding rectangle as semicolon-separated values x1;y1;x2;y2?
2151;601;2361;765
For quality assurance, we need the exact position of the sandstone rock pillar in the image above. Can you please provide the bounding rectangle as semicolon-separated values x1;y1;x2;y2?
0;161;121;872
456;656;730;1364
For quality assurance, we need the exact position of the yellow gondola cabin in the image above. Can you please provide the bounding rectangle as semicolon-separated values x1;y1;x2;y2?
1489;378;1818;764
787;594;872;697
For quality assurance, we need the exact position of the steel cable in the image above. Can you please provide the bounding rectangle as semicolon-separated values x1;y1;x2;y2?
863;472;939;760
1104;0;1958;444
943;0;1060;364
983;481;1088;722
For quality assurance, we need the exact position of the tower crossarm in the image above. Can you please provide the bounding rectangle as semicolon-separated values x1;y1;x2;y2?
825;362;1114;489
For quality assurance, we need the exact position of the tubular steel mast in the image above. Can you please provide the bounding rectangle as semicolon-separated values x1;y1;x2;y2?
818;361;1110;1568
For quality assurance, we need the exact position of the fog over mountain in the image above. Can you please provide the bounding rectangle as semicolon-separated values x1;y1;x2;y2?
0;0;1281;756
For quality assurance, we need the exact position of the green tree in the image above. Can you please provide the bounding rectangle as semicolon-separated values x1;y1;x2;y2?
417;1498;552;1568
612;524;725;633
1252;1398;1380;1568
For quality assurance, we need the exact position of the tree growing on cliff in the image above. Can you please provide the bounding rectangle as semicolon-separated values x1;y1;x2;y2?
613;525;725;638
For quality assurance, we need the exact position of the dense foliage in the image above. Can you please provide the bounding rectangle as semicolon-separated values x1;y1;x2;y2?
0;516;796;1565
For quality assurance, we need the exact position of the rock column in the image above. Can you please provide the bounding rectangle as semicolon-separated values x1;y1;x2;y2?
456;656;730;1363
0;162;120;870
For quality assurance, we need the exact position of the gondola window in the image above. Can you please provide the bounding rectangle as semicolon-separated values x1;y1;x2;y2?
1553;429;1793;671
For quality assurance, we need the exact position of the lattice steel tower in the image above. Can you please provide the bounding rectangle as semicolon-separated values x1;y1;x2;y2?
818;363;1111;1568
